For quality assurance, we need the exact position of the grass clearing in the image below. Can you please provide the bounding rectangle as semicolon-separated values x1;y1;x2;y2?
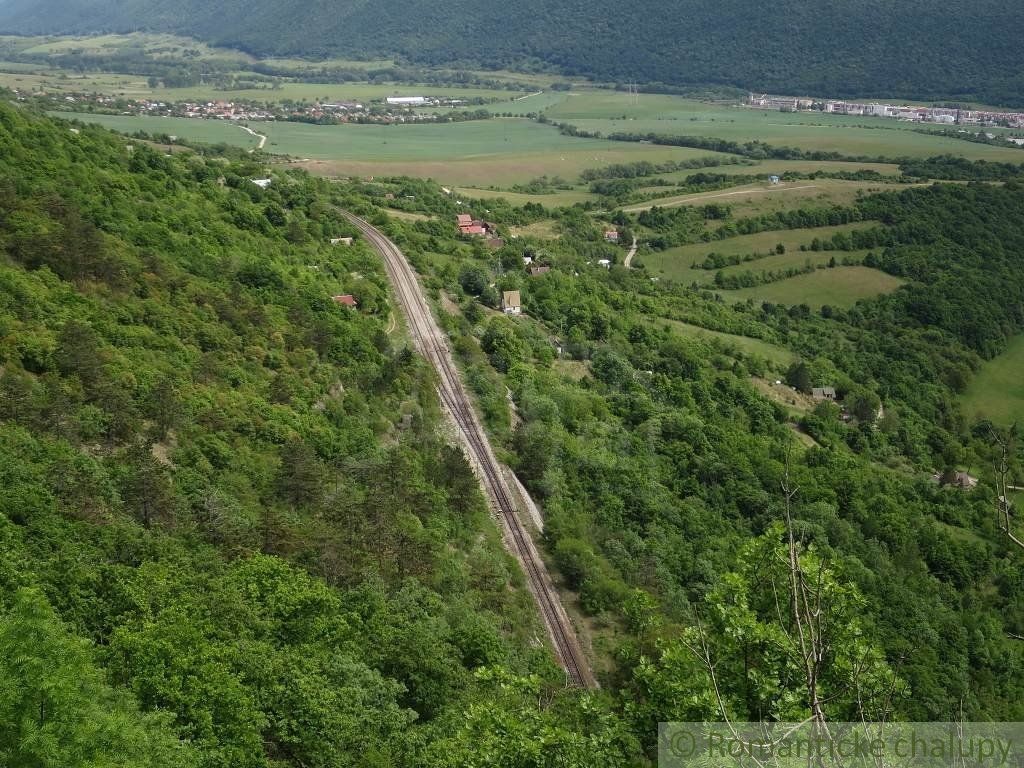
659;319;795;365
642;224;877;281
961;335;1024;426
626;179;917;219
52;111;262;148
454;186;596;207
719;266;905;309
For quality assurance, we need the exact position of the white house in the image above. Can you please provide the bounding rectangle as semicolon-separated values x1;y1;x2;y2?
502;290;522;315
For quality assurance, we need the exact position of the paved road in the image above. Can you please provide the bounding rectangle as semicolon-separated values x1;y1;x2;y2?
343;211;597;689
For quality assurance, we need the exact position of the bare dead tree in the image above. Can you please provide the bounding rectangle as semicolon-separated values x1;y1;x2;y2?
989;426;1024;551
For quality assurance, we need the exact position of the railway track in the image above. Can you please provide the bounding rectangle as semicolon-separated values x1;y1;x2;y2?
342;211;596;689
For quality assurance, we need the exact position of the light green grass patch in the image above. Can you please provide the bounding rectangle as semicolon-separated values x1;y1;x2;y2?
961;334;1024;426
719;266;905;309
541;93;1024;161
659;319;795;365
51;112;262;148
623;179;914;218
642;224;877;281
454;186;596;207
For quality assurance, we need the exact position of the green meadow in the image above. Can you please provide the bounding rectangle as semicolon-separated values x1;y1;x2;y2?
57;112;731;185
641;224;878;281
961;334;1024;426
541;92;1024;161
718;266;906;309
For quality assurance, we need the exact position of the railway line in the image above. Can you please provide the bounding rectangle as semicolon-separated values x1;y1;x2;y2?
342;211;596;689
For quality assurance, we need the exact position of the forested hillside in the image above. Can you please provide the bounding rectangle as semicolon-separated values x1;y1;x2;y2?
369;173;1024;729
0;102;635;766
1;0;1022;105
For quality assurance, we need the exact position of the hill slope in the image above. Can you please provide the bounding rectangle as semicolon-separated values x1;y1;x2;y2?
0;0;1022;104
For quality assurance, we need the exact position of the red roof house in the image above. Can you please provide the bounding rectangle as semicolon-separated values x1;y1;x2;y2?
332;294;358;307
456;214;473;226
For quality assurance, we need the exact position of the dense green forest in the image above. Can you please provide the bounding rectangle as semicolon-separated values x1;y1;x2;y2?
5;96;1024;767
0;101;637;766
372;173;1024;727
1;0;1023;105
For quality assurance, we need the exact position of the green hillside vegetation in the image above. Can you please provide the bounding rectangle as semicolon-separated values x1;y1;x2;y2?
6;99;1024;766
719;264;907;309
1;0;1022;105
0;102;635;766
389;175;1024;731
961;334;1024;426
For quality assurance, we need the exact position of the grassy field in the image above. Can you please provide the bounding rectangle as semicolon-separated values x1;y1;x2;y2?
623;178;913;216
454;186;597;207
718;266;906;309
52;112;262;147
659;319;795;365
642;224;878;281
539;92;1024;161
7;68;529;103
961;334;1024;426
58;112;730;185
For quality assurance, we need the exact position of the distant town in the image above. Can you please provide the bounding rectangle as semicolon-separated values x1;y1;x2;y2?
22;90;491;126
748;92;1024;137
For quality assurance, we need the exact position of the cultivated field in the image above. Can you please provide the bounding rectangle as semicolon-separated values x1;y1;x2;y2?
718;266;906;308
54;111;263;147
961;335;1024;426
641;224;878;281
541;92;1024;161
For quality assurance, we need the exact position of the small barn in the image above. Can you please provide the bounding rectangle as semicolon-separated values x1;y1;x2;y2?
332;294;358;308
502;290;522;315
812;386;837;401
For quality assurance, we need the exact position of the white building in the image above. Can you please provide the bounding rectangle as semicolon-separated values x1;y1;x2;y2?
386;96;428;107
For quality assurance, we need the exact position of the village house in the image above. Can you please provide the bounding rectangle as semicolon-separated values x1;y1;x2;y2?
597;259;612;269
456;213;488;237
332;294;358;308
502;290;522;315
529;266;551;277
251;178;272;189
811;386;838;401
604;230;619;243
330;237;354;246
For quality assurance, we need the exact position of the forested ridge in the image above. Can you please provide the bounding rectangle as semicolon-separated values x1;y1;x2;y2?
1;0;1023;105
5;99;1024;767
0;102;635;766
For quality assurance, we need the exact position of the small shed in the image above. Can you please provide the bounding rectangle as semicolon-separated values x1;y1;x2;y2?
529;266;551;277
811;386;837;401
604;230;620;242
597;259;612;269
332;294;358;308
502;290;522;315
330;237;354;246
769;175;781;185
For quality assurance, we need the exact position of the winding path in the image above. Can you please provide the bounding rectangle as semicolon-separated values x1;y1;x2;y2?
624;236;638;268
342;211;597;689
238;124;267;151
